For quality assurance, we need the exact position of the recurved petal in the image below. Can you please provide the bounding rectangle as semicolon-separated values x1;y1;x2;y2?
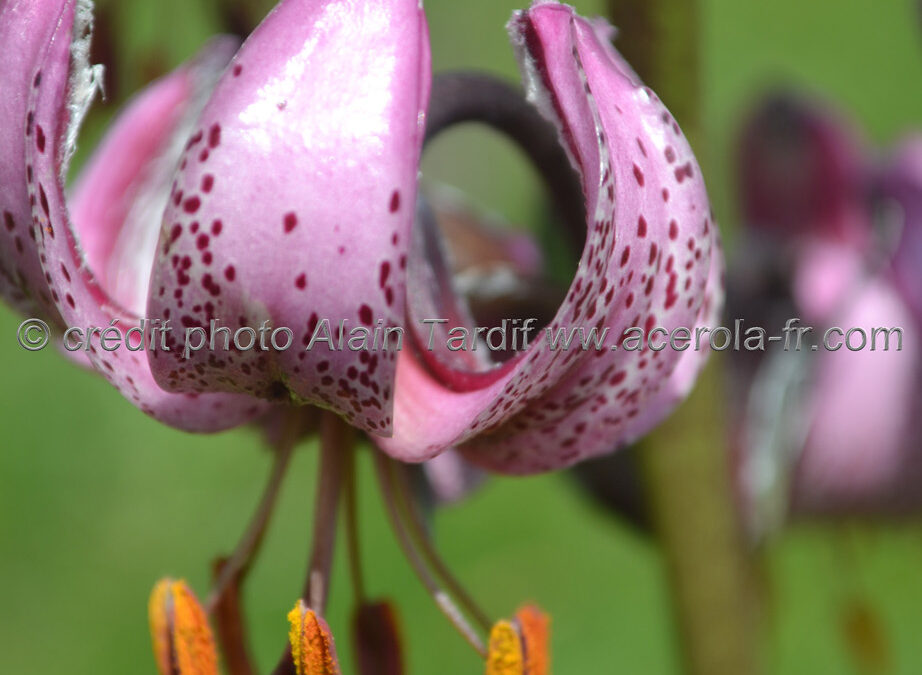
378;1;721;473
791;276;922;515
146;0;431;435
0;0;77;322
737;92;869;242
23;0;267;430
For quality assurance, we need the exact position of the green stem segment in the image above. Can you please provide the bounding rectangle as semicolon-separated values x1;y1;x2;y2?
606;2;760;674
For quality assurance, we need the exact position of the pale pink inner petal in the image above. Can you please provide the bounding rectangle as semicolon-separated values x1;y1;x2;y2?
69;39;236;316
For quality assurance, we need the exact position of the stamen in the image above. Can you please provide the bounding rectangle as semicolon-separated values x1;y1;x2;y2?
515;606;550;675
353;601;405;675
210;557;256;675
271;412;351;675
287;599;342;675
207;408;308;612
485;620;524;675
373;450;488;657
305;412;351;613
485;606;551;675
391;460;492;632
343;442;365;603
149;579;219;675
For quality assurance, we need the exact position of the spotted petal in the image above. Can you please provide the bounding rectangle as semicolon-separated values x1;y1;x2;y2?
791;277;922;515
18;0;267;430
145;0;430;435
0;0;75;322
737;93;869;243
377;1;723;473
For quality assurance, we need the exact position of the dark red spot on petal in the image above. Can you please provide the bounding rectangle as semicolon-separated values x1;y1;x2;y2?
208;124;221;148
184;196;201;214
637;216;647;237
633;163;645;186
283;212;298;233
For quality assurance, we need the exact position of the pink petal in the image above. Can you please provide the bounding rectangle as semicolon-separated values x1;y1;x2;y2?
791;278;922;515
69;36;239;317
737;93;869;244
377;2;722;473
22;0;267;431
0;0;74;322
146;0;431;435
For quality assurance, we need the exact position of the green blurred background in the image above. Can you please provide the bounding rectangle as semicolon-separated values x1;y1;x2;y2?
2;0;922;673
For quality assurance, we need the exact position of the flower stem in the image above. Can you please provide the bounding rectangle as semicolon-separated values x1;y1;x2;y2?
373;451;487;658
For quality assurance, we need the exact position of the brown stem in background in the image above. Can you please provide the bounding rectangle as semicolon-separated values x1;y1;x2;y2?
607;2;761;674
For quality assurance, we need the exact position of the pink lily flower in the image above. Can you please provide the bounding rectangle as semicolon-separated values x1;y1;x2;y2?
735;94;922;522
1;0;722;475
2;0;723;670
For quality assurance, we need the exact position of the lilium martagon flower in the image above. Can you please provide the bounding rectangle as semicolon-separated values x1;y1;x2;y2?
1;0;722;672
733;94;922;534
